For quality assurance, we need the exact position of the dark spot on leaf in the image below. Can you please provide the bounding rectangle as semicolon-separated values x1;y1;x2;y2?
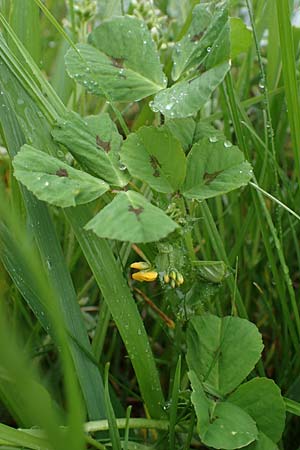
149;155;161;178
188;76;197;85
203;170;223;184
56;168;68;177
149;155;161;169
191;32;204;42
96;135;111;153
197;63;206;74
111;57;125;68
128;205;144;221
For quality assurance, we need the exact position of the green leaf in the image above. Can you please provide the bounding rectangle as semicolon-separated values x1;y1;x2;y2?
193;121;226;143
182;138;253;200
104;364;122;450
189;371;257;449
188;371;210;431
192;260;227;283
85;190;179;243
121;126;186;193
246;432;278;450
150;3;231;118
65;16;167;102
172;4;229;81
151;61;230;118
230;17;252;59
228;378;286;443
163;118;196;152
13;145;109;207
187;314;264;396
52;111;128;187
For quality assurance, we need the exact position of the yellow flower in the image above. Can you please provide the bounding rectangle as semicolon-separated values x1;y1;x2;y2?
130;261;150;270
132;270;158;282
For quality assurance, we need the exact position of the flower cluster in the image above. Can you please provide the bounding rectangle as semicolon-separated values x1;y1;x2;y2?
163;269;184;288
130;261;158;282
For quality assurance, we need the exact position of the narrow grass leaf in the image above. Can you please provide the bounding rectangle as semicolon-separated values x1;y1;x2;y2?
104;364;122;450
169;356;181;450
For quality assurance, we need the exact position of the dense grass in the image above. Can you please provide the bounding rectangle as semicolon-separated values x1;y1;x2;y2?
1;0;300;449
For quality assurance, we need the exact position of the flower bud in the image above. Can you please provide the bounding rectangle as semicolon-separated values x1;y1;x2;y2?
132;271;158;282
177;273;184;285
130;261;150;270
163;273;170;284
169;270;176;280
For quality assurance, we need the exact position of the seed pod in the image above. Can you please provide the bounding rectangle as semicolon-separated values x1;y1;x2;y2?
170;279;176;289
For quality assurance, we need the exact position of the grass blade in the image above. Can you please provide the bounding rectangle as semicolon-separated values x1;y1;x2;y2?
104;364;122;450
275;0;300;178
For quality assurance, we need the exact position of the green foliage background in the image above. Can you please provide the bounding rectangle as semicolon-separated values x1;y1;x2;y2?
0;0;300;449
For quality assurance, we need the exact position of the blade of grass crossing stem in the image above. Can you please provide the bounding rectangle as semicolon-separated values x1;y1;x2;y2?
0;63;106;420
169;356;181;450
275;0;300;179
223;71;300;348
104;364;122;450
0;21;165;419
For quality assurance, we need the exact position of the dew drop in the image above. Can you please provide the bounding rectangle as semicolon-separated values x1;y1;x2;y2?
209;136;218;143
149;100;159;112
224;140;232;148
44;181;49;187
119;163;127;171
57;150;64;158
206;46;212;53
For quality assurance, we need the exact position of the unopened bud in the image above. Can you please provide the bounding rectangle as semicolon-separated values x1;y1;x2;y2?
130;261;150;270
163;273;170;284
132;271;158;282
